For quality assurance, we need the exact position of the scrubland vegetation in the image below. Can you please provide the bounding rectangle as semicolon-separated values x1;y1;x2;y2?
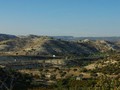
0;52;120;90
0;35;120;90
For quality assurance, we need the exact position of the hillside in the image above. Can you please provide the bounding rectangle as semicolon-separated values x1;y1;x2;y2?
0;33;17;41
78;39;120;52
0;36;97;56
0;35;120;56
53;36;120;42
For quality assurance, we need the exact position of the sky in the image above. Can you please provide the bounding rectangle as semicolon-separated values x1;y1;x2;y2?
0;0;120;37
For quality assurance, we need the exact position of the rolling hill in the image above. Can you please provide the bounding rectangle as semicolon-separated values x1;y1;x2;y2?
0;34;120;56
0;33;17;41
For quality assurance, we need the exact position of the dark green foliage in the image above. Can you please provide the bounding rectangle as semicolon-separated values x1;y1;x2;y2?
90;73;98;77
0;68;33;90
54;76;120;90
55;78;97;90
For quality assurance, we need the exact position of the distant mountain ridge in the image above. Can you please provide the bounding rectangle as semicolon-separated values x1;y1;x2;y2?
0;33;120;42
52;36;120;42
51;36;74;40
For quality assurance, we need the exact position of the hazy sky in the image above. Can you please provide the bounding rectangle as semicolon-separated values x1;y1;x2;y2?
0;0;120;37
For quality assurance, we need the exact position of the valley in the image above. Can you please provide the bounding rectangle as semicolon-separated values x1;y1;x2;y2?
0;34;120;90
